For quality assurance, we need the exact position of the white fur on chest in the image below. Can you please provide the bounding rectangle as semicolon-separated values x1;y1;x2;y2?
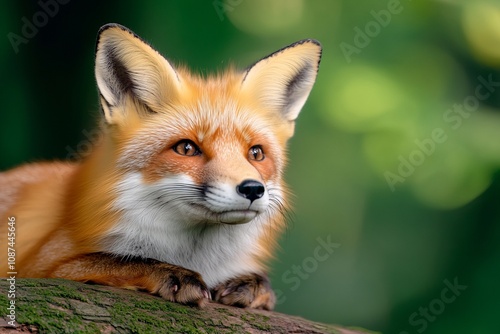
103;173;266;288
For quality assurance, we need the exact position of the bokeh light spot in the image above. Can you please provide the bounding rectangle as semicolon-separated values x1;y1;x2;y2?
462;2;500;66
322;65;406;132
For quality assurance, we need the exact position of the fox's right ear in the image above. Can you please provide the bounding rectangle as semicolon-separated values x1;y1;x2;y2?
95;23;181;124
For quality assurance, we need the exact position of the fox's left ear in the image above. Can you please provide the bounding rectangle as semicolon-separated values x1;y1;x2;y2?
241;39;322;122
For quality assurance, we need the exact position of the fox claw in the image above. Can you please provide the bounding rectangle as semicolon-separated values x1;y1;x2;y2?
153;264;210;306
212;273;275;310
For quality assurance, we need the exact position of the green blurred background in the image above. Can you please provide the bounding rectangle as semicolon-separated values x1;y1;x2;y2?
1;1;500;333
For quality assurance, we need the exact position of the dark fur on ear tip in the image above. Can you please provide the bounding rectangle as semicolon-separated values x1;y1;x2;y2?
95;23;146;55
243;39;322;83
287;39;322;73
95;23;180;84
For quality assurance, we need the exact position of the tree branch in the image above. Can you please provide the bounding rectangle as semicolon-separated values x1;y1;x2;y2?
0;279;377;333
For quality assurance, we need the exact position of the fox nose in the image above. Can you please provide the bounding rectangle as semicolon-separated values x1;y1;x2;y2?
236;179;265;202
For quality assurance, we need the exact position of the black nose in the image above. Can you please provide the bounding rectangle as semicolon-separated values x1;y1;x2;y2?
236;179;265;202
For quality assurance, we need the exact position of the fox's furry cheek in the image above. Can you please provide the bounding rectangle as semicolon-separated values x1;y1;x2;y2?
140;149;205;185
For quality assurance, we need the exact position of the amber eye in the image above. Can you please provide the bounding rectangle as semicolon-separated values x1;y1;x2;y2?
173;140;201;156
248;145;265;161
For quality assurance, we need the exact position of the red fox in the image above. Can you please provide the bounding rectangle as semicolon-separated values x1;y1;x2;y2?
0;24;321;310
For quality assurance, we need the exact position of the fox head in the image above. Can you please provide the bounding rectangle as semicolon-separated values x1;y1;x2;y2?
93;24;321;232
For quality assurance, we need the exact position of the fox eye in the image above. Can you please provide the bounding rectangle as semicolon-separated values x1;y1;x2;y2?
248;145;265;161
173;140;201;156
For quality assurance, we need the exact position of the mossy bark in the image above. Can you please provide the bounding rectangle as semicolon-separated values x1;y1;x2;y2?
0;279;377;334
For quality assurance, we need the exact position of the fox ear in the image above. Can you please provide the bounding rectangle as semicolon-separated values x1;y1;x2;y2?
241;39;322;122
95;23;181;124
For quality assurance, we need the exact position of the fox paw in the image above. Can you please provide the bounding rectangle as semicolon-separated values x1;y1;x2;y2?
212;273;275;310
151;264;211;306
